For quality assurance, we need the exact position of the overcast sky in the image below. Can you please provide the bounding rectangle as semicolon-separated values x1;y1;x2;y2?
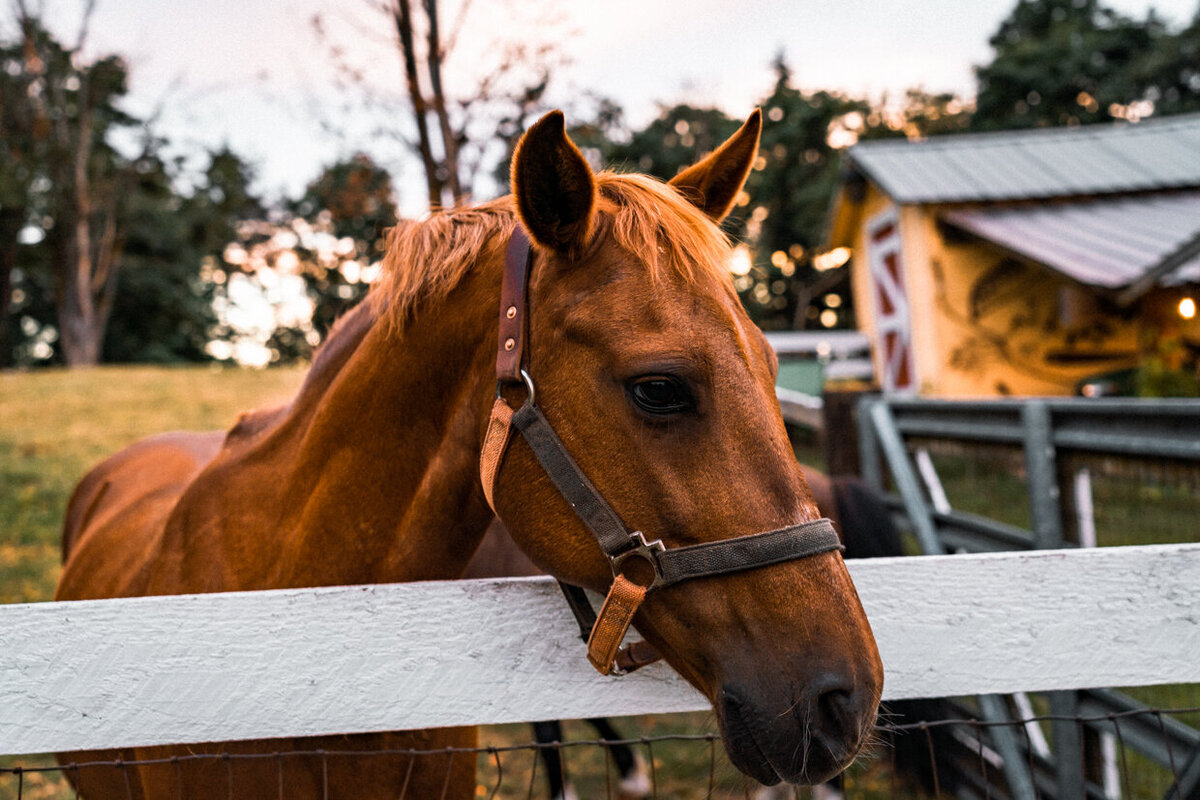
35;0;1200;210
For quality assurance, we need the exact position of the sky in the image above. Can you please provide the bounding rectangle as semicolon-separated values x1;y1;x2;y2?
34;0;1200;213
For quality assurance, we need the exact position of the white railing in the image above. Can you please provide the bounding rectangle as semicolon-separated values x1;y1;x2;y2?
2;544;1198;756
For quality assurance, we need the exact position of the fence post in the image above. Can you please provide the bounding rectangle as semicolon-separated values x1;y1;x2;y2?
1022;400;1064;549
856;394;884;493
863;398;945;555
1164;742;1200;800
1048;691;1087;800
822;389;869;476
978;694;1039;800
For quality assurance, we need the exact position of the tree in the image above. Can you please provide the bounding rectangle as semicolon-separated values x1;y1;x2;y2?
3;6;138;365
972;0;1189;129
1136;7;1200;115
742;61;881;331
103;147;263;363
0;22;40;367
313;0;564;210
293;154;398;336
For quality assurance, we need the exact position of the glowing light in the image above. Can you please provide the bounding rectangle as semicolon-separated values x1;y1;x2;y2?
770;250;788;268
824;293;843;309
728;246;752;277
819;309;838;328
361;263;382;284
274;250;301;274
222;243;248;266
813;247;852;272
1180;298;1196;320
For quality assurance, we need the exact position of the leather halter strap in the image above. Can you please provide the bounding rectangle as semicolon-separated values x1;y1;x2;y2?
480;226;843;675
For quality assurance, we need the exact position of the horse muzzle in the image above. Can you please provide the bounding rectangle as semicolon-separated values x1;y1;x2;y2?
717;671;879;786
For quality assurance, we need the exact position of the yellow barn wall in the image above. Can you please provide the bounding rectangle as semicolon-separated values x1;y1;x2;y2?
842;183;1149;397
897;205;1141;397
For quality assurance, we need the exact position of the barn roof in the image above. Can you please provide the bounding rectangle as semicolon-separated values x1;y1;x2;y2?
847;113;1200;204
941;191;1200;294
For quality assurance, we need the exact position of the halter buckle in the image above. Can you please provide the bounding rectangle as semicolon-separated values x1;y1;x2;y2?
609;532;667;590
494;368;537;406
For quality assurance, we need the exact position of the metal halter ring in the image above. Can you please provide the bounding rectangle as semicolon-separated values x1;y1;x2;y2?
495;368;537;406
608;532;668;590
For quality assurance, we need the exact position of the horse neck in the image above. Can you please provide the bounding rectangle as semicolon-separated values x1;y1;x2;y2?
166;247;503;592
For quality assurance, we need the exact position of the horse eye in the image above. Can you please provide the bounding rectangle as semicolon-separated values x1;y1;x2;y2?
628;376;695;415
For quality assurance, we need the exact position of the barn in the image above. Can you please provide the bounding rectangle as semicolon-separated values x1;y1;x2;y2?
827;112;1200;397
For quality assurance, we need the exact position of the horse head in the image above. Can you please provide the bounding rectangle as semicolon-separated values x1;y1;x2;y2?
487;110;883;786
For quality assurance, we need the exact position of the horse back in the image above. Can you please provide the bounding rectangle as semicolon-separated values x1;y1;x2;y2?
57;431;225;601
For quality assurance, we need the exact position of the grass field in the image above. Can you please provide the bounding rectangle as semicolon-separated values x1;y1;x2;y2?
0;365;307;604
2;366;1197;799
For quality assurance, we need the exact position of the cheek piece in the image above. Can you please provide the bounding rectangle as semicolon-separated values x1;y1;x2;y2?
480;226;843;676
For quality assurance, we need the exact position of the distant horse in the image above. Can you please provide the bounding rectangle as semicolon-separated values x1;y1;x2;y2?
467;466;954;800
56;110;883;799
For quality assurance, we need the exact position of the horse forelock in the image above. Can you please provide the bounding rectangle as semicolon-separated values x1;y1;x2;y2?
595;172;734;290
369;173;736;333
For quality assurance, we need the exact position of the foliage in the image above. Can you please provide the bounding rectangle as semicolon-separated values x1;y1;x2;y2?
973;0;1200;129
1135;336;1200;397
742;61;873;330
292;154;398;338
101;146;259;364
0;14;253;367
5;13;139;365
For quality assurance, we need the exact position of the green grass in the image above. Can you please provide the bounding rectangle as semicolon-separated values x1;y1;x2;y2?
0;365;307;604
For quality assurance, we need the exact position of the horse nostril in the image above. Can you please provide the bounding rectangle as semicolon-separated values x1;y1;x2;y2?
816;685;857;741
806;670;877;752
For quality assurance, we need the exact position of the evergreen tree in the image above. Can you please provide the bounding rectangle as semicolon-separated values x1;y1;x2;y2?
973;0;1185;129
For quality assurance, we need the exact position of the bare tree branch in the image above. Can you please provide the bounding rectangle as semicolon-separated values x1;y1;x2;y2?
440;0;472;60
423;0;460;202
391;0;442;207
73;0;97;52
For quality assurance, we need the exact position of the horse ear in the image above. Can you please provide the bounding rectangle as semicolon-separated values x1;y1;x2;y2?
511;110;597;255
669;109;762;222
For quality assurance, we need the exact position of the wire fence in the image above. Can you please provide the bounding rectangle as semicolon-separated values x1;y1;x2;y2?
4;705;1199;800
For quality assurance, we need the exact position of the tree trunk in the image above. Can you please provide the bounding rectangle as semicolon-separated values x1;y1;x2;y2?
0;207;23;368
423;0;461;203
392;0;444;208
53;101;122;366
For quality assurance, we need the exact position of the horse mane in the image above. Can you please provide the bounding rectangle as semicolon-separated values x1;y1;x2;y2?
371;172;735;332
223;301;378;448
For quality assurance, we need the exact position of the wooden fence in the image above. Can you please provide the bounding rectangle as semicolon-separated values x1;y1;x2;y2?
3;544;1198;757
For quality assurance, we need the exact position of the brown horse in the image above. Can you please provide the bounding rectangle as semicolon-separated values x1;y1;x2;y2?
56;110;883;799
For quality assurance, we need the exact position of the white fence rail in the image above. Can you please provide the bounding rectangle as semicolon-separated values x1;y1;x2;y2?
3;544;1199;756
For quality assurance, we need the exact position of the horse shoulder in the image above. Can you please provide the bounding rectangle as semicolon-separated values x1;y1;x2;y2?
56;431;225;601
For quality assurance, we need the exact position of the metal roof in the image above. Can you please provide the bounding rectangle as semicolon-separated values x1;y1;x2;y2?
941;191;1200;289
849;113;1200;204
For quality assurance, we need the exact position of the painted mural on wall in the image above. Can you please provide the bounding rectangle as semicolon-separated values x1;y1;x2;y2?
930;247;1138;396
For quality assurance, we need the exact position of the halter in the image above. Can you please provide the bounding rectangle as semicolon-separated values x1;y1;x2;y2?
479;226;843;676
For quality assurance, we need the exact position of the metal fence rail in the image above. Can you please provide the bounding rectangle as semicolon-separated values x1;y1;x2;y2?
858;395;1200;800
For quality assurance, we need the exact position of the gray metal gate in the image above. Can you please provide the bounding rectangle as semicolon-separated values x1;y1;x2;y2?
858;396;1200;800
